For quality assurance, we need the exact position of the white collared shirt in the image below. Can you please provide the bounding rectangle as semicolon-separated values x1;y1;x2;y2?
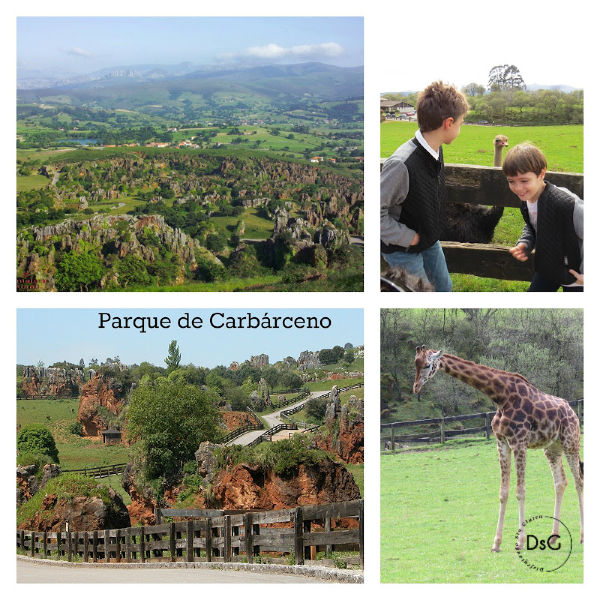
415;129;441;161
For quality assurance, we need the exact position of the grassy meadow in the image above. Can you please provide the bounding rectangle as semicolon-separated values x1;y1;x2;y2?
381;439;583;583
17;398;131;471
381;122;583;291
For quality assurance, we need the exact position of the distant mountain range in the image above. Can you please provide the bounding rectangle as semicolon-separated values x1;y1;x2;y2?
382;83;581;97
17;62;364;107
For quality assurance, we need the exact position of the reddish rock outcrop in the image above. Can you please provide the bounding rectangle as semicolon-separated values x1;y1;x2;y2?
212;458;360;511
18;487;130;532
17;464;61;506
77;374;126;436
221;411;260;432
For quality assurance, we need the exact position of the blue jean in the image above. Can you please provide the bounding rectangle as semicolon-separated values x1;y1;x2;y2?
382;241;452;292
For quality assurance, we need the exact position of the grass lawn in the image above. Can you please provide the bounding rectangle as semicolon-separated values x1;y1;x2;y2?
17;398;131;471
381;122;583;172
211;207;274;239
345;463;364;497
381;439;583;583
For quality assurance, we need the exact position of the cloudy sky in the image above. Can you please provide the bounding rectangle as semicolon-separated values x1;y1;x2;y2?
17;309;364;368
17;16;363;76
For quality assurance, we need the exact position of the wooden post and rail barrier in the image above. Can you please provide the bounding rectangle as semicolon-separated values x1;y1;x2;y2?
381;160;584;281
17;500;364;568
382;399;583;450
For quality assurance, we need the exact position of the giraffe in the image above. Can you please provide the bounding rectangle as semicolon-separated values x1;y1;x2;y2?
412;345;583;552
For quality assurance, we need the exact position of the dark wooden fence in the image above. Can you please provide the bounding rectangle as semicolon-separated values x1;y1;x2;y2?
381;160;584;281
381;399;583;450
61;463;127;478
17;500;364;568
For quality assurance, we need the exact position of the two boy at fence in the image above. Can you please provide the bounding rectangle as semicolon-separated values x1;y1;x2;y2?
380;81;469;292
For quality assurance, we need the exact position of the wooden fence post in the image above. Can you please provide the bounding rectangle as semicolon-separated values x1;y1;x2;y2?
140;526;146;563
224;515;232;562
104;529;110;563
84;532;89;562
43;531;48;559
244;513;254;564
359;501;365;569
116;529;121;563
56;531;62;558
30;531;35;557
170;522;176;562
67;530;72;562
205;518;212;562
125;528;131;563
19;530;25;553
325;512;332;555
390;425;396;453
294;507;304;565
186;520;194;562
92;530;98;562
440;417;446;444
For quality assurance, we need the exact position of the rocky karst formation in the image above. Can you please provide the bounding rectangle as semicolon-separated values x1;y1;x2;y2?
297;350;321;370
220;411;260;431
18;486;130;532
77;373;127;436
315;388;364;464
211;458;360;511
17;463;61;506
20;366;87;398
17;214;220;292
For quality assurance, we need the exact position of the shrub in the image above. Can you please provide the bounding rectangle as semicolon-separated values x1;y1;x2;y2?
55;251;104;292
17;425;59;464
68;422;84;437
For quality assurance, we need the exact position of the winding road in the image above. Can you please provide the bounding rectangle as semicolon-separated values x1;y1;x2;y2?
225;392;325;447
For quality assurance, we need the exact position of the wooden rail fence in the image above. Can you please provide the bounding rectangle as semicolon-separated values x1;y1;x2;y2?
381;399;583;450
61;463;127;478
17;500;364;568
380;160;584;281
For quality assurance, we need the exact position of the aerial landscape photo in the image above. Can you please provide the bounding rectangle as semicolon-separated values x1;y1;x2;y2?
17;309;364;582
16;17;364;292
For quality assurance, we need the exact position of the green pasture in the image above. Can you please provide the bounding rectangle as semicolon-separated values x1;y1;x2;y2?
345;463;364;497
381;122;583;172
211;207;274;240
381;440;583;583
17;398;131;471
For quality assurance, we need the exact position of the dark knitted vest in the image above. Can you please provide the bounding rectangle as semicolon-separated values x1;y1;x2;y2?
521;182;581;285
381;139;446;254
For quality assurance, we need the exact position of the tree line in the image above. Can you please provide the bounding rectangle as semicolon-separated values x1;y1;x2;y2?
381;309;583;422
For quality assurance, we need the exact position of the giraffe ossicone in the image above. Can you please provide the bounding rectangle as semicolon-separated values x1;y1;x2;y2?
412;345;583;553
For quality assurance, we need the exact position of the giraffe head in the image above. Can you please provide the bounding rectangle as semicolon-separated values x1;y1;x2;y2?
413;345;444;394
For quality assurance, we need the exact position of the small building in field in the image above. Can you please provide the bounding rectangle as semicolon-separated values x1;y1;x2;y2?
101;429;122;445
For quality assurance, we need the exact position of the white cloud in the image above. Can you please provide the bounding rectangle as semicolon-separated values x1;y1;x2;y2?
239;41;344;62
65;47;94;58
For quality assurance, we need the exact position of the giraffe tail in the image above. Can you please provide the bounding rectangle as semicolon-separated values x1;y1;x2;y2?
579;460;584;479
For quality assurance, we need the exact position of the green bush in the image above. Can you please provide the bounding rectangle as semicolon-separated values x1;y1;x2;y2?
68;422;84;437
55;251;104;292
16;451;54;471
17;425;59;464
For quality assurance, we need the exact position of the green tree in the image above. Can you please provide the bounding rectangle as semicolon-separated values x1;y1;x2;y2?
17;424;60;464
127;380;221;479
55;251;104;292
165;340;181;374
117;255;151;288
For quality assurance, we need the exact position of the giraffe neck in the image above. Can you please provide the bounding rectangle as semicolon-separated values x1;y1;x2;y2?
440;354;528;405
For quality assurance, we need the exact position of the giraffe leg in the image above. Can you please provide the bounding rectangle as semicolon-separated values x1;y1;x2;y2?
564;449;584;544
492;440;511;552
513;445;527;550
544;442;567;539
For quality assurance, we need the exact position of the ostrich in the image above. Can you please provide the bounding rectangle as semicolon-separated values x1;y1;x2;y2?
442;135;508;243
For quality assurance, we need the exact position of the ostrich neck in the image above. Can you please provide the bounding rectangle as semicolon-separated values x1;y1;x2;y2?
440;354;522;405
494;147;503;167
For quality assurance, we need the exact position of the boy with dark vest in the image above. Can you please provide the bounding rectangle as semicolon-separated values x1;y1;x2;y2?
380;81;469;291
504;143;583;292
